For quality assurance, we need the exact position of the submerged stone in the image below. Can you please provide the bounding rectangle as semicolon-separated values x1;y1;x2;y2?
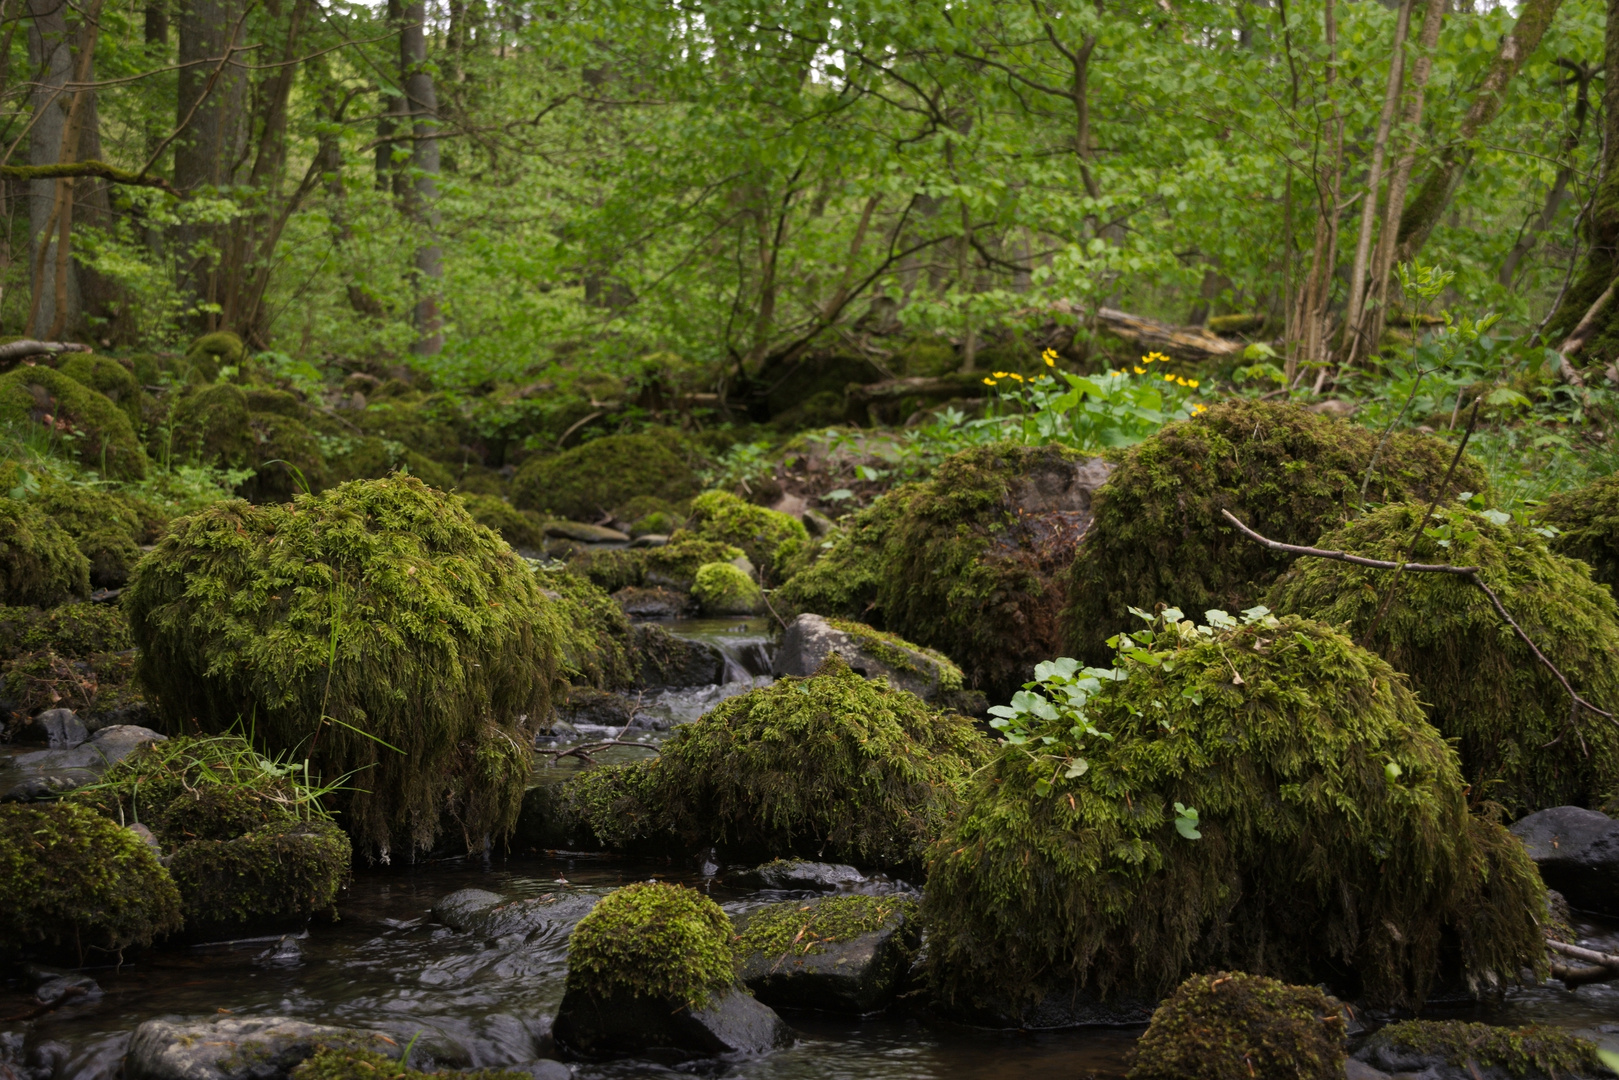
735;895;920;1014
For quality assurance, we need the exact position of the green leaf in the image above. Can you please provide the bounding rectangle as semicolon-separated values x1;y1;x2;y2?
1385;761;1403;783
1065;758;1089;778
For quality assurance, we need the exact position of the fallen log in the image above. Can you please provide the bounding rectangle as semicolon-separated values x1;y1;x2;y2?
0;340;92;365
1094;308;1246;362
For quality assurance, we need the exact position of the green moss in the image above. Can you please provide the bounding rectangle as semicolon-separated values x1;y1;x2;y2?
186;331;246;378
0;802;182;958
352;396;467;465
459;493;546;550
686;490;808;586
777;443;1089;699
0;365;148;478
0;497;90;605
27;478;159;587
125;476;561;856
692;561;762;615
1365;1021;1606;1078
0;603;138;719
168;820;350;932
1126;972;1345;1080
615;493;688;534
552;759;666;849
1063;400;1486;663
538;566;636;690
569;654;992;866
924;616;1547;1011
320;433;457;492
824;617;965;692
0;601;131;656
168;383;328;502
643;534;745;591
1539;474;1619;594
566;546;647;593
291;1048;533;1080
58;353;142;431
566;881;737;1007
735;895;917;960
511;430;699;521
1265;503;1619;813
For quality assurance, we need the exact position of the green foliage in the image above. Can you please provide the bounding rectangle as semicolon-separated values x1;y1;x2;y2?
125;476;560;855
537;566;636;690
458;493;546;550
1538;474;1619;594
22;475;160;587
691;561;762;615
685;490;808;585
291;1048;534;1080
0;802;183;958
1126;972;1346;1080
565;881;737;1008
964;350;1202;450
0;496;90;605
58;354;143;431
1266;501;1619;813
735;895;917;960
0;367;147;479
1064;400;1486;663
924;613;1547;1011
1363;1021;1606;1078
778;443;1091;698
511;431;700;521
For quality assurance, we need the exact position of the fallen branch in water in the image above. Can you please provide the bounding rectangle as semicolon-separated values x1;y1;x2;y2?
1220;509;1615;738
535;738;660;763
1547;938;1619;987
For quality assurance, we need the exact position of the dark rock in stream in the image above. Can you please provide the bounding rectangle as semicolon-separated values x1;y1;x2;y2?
736;896;920;1014
732;859;865;891
125;1016;400;1080
612;586;687;619
552;985;793;1062
0;725;166;801
632;624;724;687
32;973;101;1006
554;687;633;728
432;887;601;943
11;708;88;749
1510;806;1619;915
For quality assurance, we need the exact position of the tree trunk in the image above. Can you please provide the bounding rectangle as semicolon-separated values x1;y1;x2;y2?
1393;0;1565;260
26;0;76;337
173;0;245;327
401;0;443;355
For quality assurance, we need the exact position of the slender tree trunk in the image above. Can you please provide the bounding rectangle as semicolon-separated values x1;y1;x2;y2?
401;0;442;355
26;0;75;337
142;0;168;259
1394;0;1565;260
174;0;244;328
376;0;405;194
1289;0;1343;389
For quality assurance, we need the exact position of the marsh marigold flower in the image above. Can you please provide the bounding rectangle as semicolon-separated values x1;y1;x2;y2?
983;377;997;385
1042;348;1058;367
1133;366;1146;375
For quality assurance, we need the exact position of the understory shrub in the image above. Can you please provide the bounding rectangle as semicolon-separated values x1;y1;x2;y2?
126;476;560;856
924;613;1547;1012
1266;502;1619;813
1063;400;1484;662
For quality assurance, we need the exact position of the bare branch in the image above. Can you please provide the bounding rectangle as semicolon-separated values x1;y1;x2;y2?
0;339;90;363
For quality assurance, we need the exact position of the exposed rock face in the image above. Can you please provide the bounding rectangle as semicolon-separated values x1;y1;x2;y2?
771;615;962;703
12;708;88;748
1511;806;1619;915
552;986;792;1062
125;1016;399;1080
0;724;166;801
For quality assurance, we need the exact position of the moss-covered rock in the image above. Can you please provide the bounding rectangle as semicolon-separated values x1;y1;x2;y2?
26;477;160;587
352;396;467;466
692;561;762;615
167;382;328;502
291;1048;536;1080
1265;503;1619;813
125;476;560;856
0;365;147;478
686;490;807;585
924;615;1547;1012
69;735;351;935
644;534;746;591
559;654;992;866
1126;972;1345;1080
459;493;545;550
0;602;139;723
511;431;700;521
1063;400;1485;663
0;802;182;959
567;546;648;593
565;881;737;1008
58;353;142;431
1540;474;1619;595
0;497;90;605
734;894;921;1013
777;443;1106;699
186;331;246;380
321;433;457;492
1354;1020;1609;1080
0;601;131;656
539;566;636;690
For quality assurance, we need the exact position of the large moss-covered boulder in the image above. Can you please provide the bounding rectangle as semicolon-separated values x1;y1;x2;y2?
27;476;161;587
321;432;457;491
0;496;90;605
167;382;328;502
512;430;699;521
125;476;561;856
352;396;467;466
186;330;247;380
0;802;183;959
1266;503;1619;814
1126;972;1345;1080
777;443;1108;699
1540;474;1619;595
70;735;351;937
58;352;143;430
924;614;1547;1015
539;566;636;690
685;490;808;585
1063;400;1483;663
0;365;147;478
558;654;992;867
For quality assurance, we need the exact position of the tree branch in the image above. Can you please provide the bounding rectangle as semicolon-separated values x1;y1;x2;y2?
0;339;90;363
0;158;177;194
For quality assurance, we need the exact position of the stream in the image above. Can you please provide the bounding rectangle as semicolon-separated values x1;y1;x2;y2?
7;619;1619;1078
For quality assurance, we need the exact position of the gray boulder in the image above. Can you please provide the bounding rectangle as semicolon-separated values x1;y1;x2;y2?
732;860;865;891
0;724;165;801
432;887;600;944
736;896;921;1014
555;687;634;728
771;615;963;702
552;985;792;1061
12;708;88;748
125;1016;398;1080
633;624;724;687
1510;806;1619;914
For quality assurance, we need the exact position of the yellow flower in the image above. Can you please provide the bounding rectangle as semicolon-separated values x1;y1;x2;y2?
1133;366;1146;375
1009;372;1025;381
1163;373;1175;382
1192;403;1208;414
993;371;1010;379
1142;351;1170;365
1189;379;1200;389
1042;348;1058;367
1110;370;1125;378
983;377;997;386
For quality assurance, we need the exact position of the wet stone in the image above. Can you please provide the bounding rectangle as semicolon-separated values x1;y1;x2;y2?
11;708;88;749
732;860;865;892
125;1016;400;1080
432;887;601;944
772;614;958;703
552;985;793;1062
544;522;631;544
612;586;687;619
33;973;100;1007
0;725;166;801
736;897;920;1015
1510;806;1619;915
633;624;724;688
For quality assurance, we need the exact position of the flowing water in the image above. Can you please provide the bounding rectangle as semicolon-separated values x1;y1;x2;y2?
8;620;1619;1078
